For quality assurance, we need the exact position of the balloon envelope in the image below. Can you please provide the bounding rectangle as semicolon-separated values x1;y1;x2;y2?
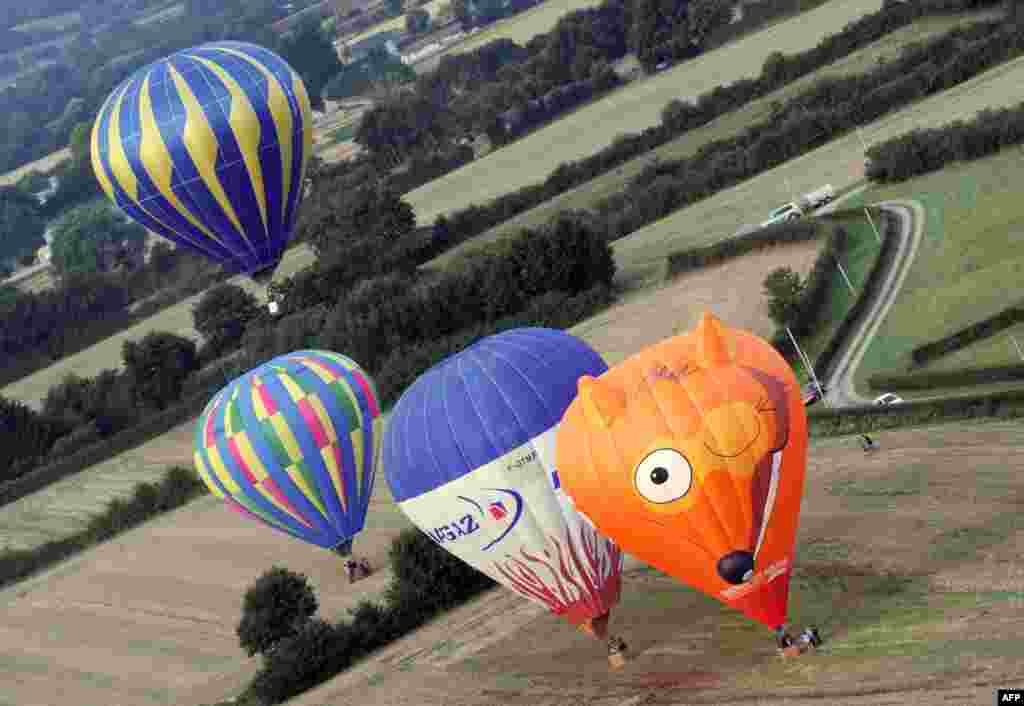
383;328;623;633
194;351;382;551
91;41;312;277
556;313;808;630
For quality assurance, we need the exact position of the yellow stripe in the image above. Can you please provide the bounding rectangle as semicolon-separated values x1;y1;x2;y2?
188;54;269;238
253;383;269;420
91;86;125;205
302;359;337;385
166;65;249;247
193;452;225;497
350;428;364;496
136;74;230;251
308;394;337;444
337;378;362;430
235;431;269;482
279;373;305;403
207;445;241;495
287;464;328;518
291;68;313;206
214;46;300;227
256;484;310;527
270;413;302;462
322;445;348;512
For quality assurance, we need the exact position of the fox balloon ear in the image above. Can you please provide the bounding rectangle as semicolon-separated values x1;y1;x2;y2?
696;311;732;368
577;375;626;429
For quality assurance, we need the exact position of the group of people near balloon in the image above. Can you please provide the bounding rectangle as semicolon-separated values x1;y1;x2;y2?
192;313;821;666
90;41;822;669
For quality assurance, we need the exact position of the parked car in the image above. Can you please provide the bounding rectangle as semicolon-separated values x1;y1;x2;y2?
761;184;836;227
874;393;904;406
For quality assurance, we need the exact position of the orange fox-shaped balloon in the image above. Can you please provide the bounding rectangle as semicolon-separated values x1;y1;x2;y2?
555;312;808;630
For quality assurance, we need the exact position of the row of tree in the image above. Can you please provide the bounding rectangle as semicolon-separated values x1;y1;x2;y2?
353;0;736;166
426;0;991;258
591;17;1017;242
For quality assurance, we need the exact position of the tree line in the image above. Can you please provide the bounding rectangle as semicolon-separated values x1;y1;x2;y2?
426;0;996;257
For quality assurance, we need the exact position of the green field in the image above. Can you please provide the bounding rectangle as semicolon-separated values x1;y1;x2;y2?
922;321;1024;372
852;145;1024;389
404;0;886;228
426;11;988;269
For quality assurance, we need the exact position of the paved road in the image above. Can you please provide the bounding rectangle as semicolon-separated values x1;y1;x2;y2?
821;199;925;408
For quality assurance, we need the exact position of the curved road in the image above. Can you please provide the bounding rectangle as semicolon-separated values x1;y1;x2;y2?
822;198;925;408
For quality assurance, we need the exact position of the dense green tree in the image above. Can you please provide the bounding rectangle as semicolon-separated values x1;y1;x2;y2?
763;266;805;329
122;331;199;410
192;282;261;357
49;202;146;277
277;18;343;111
0;185;47;262
688;0;732;46
237;567;319;658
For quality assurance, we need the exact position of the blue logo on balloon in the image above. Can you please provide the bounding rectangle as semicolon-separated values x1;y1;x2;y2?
426;488;524;550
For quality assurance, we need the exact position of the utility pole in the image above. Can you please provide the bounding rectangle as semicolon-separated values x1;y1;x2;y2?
864;206;883;244
835;256;856;296
1011;334;1024;363
786;326;828;406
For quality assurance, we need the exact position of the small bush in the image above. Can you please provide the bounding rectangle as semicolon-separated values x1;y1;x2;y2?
247;619;349;705
237;567;320;658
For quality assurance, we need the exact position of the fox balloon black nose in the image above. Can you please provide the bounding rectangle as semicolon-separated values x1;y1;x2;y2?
717;550;755;585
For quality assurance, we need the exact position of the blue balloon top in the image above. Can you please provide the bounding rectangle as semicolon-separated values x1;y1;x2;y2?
382;328;608;502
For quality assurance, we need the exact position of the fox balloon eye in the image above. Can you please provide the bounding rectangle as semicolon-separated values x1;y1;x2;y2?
635;449;692;504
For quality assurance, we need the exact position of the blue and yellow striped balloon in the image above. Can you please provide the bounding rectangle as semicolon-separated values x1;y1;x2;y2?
91;41;313;278
194;351;382;553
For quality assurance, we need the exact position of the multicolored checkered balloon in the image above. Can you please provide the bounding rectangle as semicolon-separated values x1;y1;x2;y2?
194;350;381;552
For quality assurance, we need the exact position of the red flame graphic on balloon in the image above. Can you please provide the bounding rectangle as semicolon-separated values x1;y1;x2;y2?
493;520;621;626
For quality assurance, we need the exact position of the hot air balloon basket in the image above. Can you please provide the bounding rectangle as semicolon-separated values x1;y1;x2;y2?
607;636;629;668
345;559;373;584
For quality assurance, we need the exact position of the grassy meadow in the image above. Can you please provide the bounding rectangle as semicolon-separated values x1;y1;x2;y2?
852;145;1024;390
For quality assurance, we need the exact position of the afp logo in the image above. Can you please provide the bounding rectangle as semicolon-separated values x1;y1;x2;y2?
999;690;1024;703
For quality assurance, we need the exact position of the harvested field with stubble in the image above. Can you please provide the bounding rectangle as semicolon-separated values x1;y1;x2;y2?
428;11;996;267
403;0;885;227
6;419;1020;706
572;239;824;367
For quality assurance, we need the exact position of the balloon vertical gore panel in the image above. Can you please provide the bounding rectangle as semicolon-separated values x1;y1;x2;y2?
397;432;622;628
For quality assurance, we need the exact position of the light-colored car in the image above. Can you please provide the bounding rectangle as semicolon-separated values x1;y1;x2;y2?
874;393;904;406
762;203;803;227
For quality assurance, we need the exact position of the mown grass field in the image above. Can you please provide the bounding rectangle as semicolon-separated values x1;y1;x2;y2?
427;11;997;268
0;243;317;409
447;0;606;55
852;145;1024;390
0;147;71;187
9;10;82;33
404;0;885;228
341;0;448;46
603;54;1024;285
